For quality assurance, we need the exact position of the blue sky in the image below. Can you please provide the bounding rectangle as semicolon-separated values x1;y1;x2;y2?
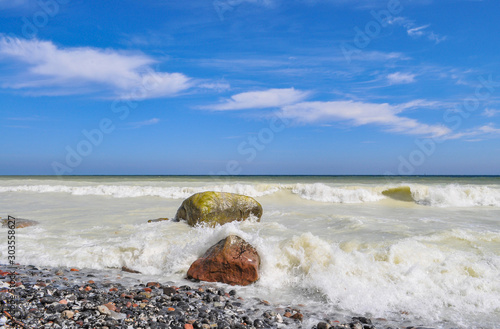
0;0;499;175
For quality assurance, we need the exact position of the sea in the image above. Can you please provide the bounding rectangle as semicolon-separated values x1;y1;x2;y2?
0;175;499;328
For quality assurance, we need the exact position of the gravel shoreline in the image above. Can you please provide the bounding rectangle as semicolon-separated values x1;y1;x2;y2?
1;264;427;329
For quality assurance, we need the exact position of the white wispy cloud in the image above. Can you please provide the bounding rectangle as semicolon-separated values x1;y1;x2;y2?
446;123;500;140
0;36;192;99
387;72;416;85
204;88;311;110
482;108;500;117
128;118;161;129
203;87;451;137
478;124;500;134
280;100;451;137
344;51;410;62
198;81;231;92
395;99;448;111
407;24;430;37
389;17;446;44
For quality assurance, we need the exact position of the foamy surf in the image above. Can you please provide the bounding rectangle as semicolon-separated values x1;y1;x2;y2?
292;183;385;203
6;221;500;328
0;183;280;200
1;175;500;329
2;178;500;207
411;183;500;207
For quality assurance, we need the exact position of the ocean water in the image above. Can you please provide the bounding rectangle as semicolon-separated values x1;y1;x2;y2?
0;175;499;328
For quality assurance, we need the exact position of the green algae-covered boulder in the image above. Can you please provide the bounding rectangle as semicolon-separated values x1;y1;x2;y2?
175;192;263;227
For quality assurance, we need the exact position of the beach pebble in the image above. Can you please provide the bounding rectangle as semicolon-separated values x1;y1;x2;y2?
317;321;330;329
61;310;74;319
0;264;405;329
109;310;127;320
253;318;265;328
98;304;112;315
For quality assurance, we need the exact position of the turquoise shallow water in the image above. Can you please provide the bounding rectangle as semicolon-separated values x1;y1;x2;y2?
1;175;499;328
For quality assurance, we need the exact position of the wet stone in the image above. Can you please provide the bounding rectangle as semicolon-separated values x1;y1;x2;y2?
353;317;373;325
317;321;331;329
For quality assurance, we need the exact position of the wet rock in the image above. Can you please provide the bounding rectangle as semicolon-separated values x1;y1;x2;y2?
109;310;126;320
40;296;58;304
122;266;141;274
1;217;39;229
148;217;170;223
163;286;177;296
61;310;74;319
147;281;161;288
353;317;372;325
253;318;265;328
97;304;112;315
103;302;117;312
138;291;152;299
351;322;363;329
175;192;262;227
187;235;260;286
317;321;331;329
47;303;67;313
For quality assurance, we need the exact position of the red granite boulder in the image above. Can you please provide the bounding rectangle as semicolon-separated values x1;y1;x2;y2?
187;235;260;286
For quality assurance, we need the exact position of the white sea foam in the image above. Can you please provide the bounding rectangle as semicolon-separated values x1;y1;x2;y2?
292;183;385;203
0;183;280;199
2;212;499;328
2;180;500;207
292;182;500;207
411;183;500;207
259;232;500;327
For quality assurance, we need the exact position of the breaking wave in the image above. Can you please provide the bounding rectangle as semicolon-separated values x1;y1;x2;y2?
1;180;499;207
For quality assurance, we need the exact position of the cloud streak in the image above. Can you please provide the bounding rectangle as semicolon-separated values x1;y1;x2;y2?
387;72;416;85
128;118;161;129
482;108;500;117
281;100;450;137
204;88;311;110
0;36;192;99
389;17;446;44
447;123;500;140
204;88;450;137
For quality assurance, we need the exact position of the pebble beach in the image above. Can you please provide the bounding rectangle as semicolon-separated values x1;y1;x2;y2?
1;264;405;329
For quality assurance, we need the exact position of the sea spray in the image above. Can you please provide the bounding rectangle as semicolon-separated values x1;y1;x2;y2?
1;175;499;328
